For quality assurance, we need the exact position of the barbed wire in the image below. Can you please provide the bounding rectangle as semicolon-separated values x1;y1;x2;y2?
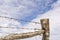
0;16;41;24
0;26;41;30
0;16;41;34
0;26;42;34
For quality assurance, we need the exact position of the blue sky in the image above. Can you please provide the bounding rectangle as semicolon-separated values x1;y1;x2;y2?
0;0;57;25
0;0;60;40
15;0;57;25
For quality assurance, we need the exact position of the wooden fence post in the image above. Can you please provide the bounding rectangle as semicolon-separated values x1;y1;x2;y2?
40;19;50;40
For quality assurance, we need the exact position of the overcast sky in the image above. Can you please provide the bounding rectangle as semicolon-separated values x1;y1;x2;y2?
0;0;60;40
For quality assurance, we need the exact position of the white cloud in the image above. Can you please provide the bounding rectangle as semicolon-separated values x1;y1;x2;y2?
52;0;60;9
0;0;38;19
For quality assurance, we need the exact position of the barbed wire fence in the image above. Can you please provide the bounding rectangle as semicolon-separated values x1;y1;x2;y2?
0;16;50;40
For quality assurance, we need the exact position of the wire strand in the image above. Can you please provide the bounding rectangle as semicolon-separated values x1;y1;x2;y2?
0;16;41;24
0;26;41;30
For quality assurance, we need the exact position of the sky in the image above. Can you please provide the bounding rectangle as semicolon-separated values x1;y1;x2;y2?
0;0;60;40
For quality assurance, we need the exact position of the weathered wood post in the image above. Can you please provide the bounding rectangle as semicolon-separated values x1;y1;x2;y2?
40;19;50;40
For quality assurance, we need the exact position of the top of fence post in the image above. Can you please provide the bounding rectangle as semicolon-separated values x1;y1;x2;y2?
40;19;50;40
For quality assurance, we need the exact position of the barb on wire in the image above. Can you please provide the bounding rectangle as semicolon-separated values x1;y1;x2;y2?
0;16;41;24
